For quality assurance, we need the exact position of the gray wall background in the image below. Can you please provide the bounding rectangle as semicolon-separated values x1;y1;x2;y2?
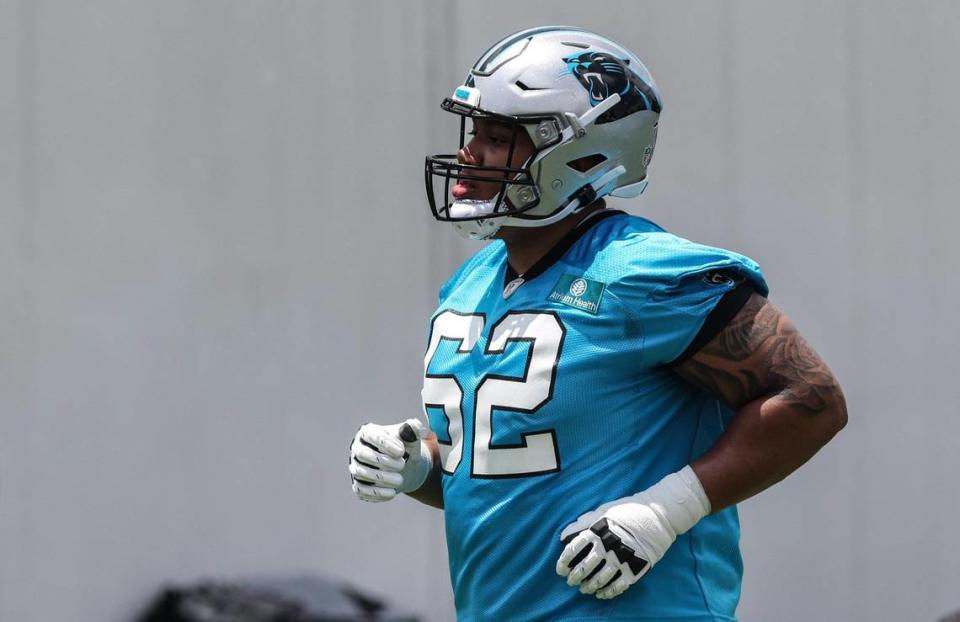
2;1;958;620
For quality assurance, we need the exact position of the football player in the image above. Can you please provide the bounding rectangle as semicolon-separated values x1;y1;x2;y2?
349;26;847;621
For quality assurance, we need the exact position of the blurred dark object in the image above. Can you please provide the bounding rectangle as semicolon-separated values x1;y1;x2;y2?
938;610;960;622
139;582;304;622
138;574;419;622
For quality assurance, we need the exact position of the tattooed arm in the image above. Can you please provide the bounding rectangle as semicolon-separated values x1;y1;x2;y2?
673;293;848;511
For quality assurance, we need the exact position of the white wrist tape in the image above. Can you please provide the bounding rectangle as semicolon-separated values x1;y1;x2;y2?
600;466;711;561
653;465;712;534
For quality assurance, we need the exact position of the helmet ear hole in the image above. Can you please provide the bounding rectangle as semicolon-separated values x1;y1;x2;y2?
566;153;607;173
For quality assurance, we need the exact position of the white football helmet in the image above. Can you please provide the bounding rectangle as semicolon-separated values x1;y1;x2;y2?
425;26;662;240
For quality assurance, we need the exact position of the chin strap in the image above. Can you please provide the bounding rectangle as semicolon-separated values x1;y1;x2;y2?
504;165;626;229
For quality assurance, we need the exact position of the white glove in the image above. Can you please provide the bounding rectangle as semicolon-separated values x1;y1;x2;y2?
556;466;711;599
349;418;432;502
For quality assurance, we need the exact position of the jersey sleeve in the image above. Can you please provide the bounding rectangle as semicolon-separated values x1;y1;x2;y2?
612;233;768;367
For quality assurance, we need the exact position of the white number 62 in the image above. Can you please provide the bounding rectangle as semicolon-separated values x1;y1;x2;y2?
422;310;564;478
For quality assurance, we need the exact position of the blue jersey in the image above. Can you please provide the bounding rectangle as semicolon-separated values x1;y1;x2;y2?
421;211;768;621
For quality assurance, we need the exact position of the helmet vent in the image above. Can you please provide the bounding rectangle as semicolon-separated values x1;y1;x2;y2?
561;41;590;49
567;153;607;173
515;80;546;91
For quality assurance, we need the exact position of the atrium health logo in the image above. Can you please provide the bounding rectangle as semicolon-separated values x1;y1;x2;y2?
569;278;588;297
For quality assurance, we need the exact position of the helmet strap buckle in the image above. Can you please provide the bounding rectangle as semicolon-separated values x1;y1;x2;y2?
570;184;598;212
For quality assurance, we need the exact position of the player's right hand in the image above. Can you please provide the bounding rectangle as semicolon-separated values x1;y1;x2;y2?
349;419;431;502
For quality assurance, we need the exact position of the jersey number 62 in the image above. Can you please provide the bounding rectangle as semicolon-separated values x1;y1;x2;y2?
422;310;565;478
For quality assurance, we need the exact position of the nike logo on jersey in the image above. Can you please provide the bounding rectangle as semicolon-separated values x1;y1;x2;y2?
503;277;525;299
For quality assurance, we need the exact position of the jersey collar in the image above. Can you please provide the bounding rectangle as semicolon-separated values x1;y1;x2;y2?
503;209;625;288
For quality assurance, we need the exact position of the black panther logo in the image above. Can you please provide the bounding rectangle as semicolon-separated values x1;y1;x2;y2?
562;51;661;123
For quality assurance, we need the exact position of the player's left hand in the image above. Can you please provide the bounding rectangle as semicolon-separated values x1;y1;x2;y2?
556;466;711;600
556;504;664;599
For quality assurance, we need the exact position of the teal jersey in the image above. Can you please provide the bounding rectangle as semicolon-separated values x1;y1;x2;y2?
422;211;768;621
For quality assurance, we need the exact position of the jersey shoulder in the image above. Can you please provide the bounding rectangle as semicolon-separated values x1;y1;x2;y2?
437;240;506;304
581;213;769;302
574;213;768;366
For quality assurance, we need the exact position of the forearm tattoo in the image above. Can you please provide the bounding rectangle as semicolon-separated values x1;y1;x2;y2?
674;295;843;416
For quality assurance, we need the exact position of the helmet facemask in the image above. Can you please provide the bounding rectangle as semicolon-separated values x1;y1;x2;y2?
425;98;563;240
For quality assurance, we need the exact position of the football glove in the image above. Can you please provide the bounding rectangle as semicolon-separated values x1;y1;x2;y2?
349;418;431;502
556;466;711;599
